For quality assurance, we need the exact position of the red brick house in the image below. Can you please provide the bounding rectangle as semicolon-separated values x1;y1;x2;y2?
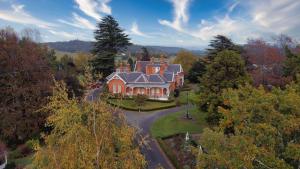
106;57;184;100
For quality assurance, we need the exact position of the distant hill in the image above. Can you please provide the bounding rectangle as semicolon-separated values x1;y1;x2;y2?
44;40;204;56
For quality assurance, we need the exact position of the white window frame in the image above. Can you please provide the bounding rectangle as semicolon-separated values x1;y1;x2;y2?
118;85;121;93
113;84;117;93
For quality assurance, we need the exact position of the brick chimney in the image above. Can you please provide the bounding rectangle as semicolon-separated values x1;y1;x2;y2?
150;56;155;64
159;55;167;75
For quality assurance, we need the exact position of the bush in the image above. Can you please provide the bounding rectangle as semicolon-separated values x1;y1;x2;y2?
174;89;180;97
17;144;32;157
5;162;16;169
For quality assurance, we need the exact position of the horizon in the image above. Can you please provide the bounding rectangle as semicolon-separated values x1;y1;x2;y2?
1;0;300;49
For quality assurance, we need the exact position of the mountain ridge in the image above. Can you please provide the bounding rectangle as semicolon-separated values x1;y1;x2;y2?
44;40;204;55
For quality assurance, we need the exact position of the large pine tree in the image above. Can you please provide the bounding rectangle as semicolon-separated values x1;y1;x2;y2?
91;15;131;78
206;35;241;61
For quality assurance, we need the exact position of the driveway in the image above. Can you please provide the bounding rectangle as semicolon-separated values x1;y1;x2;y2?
124;106;187;169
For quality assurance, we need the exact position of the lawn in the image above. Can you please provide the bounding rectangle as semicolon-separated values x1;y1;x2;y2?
107;98;176;111
150;107;207;138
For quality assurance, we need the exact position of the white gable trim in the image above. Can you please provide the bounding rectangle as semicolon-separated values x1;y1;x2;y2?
106;74;127;84
134;74;148;83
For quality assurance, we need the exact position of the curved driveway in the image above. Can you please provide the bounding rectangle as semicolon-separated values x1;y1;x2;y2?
124;106;186;169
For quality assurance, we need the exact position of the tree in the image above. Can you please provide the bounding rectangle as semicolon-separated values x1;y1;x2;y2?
91;15;131;79
243;39;287;87
141;47;150;61
199;50;249;124
127;57;134;71
196;128;258;169
45;49;58;71
206;35;241;61
173;50;198;75
55;55;84;97
187;59;207;83
216;83;300;168
0;28;53;144
283;46;300;80
134;94;148;112
74;52;93;73
32;81;146;169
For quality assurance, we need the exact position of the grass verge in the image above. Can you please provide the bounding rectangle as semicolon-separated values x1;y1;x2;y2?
150;107;207;138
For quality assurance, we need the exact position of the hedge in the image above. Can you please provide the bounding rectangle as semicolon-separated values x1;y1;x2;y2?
157;138;181;169
107;100;177;111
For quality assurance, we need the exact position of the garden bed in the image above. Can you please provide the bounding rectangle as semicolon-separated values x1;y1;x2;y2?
158;134;200;169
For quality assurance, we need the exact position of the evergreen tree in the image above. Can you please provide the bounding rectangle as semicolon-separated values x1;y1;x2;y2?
199;50;250;124
187;59;207;83
127;57;134;71
141;47;150;61
206;35;241;61
283;46;300;80
91;15;131;79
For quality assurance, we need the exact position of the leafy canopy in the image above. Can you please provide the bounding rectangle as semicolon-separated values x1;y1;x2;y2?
32;81;146;169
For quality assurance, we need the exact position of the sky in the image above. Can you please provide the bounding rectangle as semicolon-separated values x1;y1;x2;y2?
1;0;300;49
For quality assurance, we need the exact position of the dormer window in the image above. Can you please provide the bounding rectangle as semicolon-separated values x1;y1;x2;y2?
155;67;160;73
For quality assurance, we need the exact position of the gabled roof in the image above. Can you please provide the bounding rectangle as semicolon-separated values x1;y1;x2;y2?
163;72;174;82
167;64;182;74
135;74;148;83
147;74;166;83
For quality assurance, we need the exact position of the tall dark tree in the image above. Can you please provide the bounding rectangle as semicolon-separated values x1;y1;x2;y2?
127;57;134;71
187;59;207;83
206;35;241;61
91;15;131;78
283;46;300;80
141;47;150;61
199;50;250;125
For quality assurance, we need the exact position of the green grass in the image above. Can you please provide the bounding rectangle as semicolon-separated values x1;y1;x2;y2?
7;150;33;168
150;107;207;138
14;155;33;166
107;98;176;111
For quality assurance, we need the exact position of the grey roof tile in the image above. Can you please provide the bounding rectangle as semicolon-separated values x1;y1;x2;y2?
163;72;174;82
167;64;181;74
148;74;165;83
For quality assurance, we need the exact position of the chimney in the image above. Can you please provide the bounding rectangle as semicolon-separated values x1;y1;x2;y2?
150;57;154;64
136;60;141;72
127;63;131;72
159;55;167;75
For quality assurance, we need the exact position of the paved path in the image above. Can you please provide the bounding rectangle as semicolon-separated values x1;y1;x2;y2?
124;106;187;169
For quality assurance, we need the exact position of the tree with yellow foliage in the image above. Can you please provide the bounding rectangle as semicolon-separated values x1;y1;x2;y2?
173;50;198;75
32;81;146;169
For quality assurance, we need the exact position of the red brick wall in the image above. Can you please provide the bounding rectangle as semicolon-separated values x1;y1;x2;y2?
108;79;126;94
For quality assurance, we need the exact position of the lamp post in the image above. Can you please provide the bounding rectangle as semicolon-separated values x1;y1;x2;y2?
186;91;190;119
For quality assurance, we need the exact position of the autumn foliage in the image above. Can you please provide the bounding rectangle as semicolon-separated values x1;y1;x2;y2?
0;28;53;144
32;81;146;169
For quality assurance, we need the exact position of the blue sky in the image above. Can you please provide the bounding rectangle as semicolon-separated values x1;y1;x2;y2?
1;0;300;49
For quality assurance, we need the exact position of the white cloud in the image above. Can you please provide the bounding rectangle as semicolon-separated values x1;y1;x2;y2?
159;0;300;46
248;0;300;33
74;0;112;21
158;0;191;32
59;13;96;30
0;4;56;29
130;22;151;38
48;30;77;40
